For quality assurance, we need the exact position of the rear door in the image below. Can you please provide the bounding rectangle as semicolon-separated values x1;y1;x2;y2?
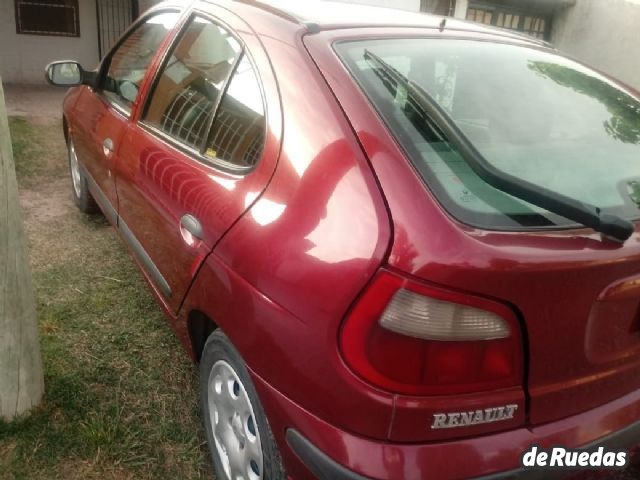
114;8;281;312
71;10;181;223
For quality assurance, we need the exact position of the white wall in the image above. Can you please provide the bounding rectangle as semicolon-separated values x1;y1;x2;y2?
453;0;468;18
0;0;100;84
334;0;421;11
552;0;640;89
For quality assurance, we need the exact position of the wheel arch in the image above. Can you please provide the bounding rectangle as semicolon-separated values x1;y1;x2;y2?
63;115;69;144
187;309;218;362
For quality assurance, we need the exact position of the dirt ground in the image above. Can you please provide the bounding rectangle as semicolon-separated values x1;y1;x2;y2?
4;83;66;119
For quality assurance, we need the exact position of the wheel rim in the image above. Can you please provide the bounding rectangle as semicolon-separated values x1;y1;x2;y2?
208;360;264;480
68;140;82;199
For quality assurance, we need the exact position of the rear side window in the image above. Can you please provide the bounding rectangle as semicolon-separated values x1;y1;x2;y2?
143;15;266;170
336;39;640;230
204;55;265;168
143;16;242;150
103;12;180;114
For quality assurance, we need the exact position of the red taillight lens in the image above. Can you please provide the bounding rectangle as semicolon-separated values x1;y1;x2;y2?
340;270;523;396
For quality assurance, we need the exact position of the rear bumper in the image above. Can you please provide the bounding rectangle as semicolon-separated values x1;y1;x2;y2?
252;371;640;480
287;420;640;480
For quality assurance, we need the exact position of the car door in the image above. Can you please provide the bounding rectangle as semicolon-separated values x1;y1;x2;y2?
71;10;182;222
114;9;281;313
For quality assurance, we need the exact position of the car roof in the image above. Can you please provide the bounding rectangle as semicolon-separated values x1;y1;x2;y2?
149;0;548;48
195;0;548;46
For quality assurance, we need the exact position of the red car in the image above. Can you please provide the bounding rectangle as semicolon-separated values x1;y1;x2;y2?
45;1;640;478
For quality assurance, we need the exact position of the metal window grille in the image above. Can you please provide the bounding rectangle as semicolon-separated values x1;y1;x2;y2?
208;111;244;161
466;7;493;25
244;128;265;167
161;87;215;150
466;2;551;40
208;110;264;167
96;0;137;58
15;0;80;37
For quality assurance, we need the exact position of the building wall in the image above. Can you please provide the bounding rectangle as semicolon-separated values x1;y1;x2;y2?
1;0;424;85
0;0;100;84
139;0;160;14
551;0;640;89
453;0;468;18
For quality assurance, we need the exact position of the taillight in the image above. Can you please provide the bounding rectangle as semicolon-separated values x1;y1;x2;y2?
340;270;523;396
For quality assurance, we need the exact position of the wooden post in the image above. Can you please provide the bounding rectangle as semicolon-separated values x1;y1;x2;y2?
0;78;44;420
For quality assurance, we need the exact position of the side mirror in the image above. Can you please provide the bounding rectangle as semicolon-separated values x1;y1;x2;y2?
45;61;94;87
119;80;139;103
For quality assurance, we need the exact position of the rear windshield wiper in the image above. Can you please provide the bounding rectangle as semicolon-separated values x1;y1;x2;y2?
364;50;635;243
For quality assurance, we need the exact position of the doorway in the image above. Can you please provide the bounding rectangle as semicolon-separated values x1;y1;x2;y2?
96;0;139;59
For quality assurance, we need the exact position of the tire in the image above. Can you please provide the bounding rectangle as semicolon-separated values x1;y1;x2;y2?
200;330;285;480
67;136;99;214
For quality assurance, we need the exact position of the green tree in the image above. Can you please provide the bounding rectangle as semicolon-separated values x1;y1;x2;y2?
529;60;640;144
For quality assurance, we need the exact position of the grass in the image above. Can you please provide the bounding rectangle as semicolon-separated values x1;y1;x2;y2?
6;117;67;186
0;117;210;479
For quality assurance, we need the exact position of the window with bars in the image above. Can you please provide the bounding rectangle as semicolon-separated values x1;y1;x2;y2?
15;0;80;37
466;3;550;40
521;15;547;39
466;7;493;25
495;11;521;30
160;87;214;148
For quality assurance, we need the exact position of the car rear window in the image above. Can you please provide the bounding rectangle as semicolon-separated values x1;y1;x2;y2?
336;39;640;230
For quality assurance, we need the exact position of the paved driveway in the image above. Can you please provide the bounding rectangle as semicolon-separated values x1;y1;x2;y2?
4;83;66;119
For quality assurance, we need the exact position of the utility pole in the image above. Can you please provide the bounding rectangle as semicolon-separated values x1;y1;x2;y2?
0;79;44;420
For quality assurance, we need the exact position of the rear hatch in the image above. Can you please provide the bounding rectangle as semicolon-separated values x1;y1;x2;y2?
399;231;640;425
510;248;640;424
305;29;640;428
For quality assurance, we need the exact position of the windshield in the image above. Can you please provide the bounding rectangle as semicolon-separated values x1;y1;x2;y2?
336;39;640;230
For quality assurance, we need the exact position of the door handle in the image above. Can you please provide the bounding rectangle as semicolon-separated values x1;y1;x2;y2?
102;138;114;156
180;214;203;241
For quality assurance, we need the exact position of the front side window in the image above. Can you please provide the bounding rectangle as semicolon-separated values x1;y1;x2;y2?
103;12;180;114
336;39;640;230
143;16;242;150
